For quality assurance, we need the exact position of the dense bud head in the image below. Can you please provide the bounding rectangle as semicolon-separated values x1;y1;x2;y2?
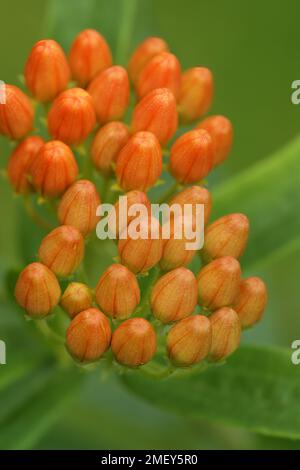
38;225;84;277
116;131;162;192
47;88;96;145
197;115;233;166
233;277;268;328
111;318;156;366
128;37;168;85
15;262;61;318
24;39;70;102
167;315;211;366
91;121;130;174
197;256;241;310
151;267;198;323
61;282;93;318
87;66;130;124
7;136;44;194
131;88;178;145
209;307;241;361
170;129;214;184
160;233;196;271
69;29;112;86
169;185;212;225
111;190;151;238
95;264;140;319
178;67;213;122
0;85;34;140
66;308;111;362
30;140;78;197
58;179;101;236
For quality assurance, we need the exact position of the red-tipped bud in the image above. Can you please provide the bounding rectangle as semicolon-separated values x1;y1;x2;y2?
209;307;241;361
111;318;156;366
233;277;268;328
160;235;196;271
48;88;96;145
15;262;61;318
0;85;34;140
110;190;151;237
167;315;211;366
58;179;101;236
38;225;84;277
69;29;112;86
7;136;44;194
61;282;93;318
197;115;233;166
151;267;197;323
116;131;162;192
169;185;212;226
25;39;70;102
30;141;78;197
128;37;168;85
178;67;213;122
66;308;111;362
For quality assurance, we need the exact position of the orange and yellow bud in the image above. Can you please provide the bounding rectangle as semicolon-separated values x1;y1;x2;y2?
38;225;84;277
61;282;93;318
25;39;70;102
209;307;241;361
128;37;168;85
111;190;151;238
111;318;156;366
167;315;211;366
15;262;61;318
178;67;213;122
233;277;268;328
160;232;196;272
66;308;111;362
0;85;34;140
197;115;233;166
169;185;212;226
69;29;112;86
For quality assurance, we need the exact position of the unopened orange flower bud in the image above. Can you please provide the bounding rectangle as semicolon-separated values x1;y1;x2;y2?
167;315;211;366
151;267;197;323
197;115;233;166
160;235;196;271
136;52;181;99
66;308;111;362
197;257;241;310
111;190;151;237
169;185;212;225
116;131;162;192
7;136;44;194
69;29;112;86
233;277;268;328
38;225;84;277
15;262;61;318
0;85;34;140
91;121;130;174
131;88;178;145
25;39;70;102
30;140;78;197
112;318;156;366
87;66;130;124
209;307;241;361
128;37;168;85
170;129;214;184
58;179;101;236
178;67;213;122
48;88;96;145
95;264;140;319
61;282;93;318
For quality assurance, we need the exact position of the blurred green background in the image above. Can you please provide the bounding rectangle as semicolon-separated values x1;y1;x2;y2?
1;0;300;450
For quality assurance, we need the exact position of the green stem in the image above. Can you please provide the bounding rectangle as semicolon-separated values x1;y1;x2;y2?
137;267;162;318
23;196;53;231
157;181;180;204
115;0;138;65
35;319;65;345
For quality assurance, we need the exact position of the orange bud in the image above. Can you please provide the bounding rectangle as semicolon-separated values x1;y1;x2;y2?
91;121;130;174
169;185;212;226
111;318;156;366
95;264;140;319
66;308;111;362
233;277;268;328
160;235;196;271
25;39;70;102
69;29;112;86
30;140;78;197
197;256;241;310
58;179;101;236
15;262;61;318
47;88;96;145
178;67;213;122
151;267;197;323
131;88;178;145
111;190;151;237
116;131;162;191
7;136;44;194
209;307;241;361
170;129;214;184
87;66;130;124
197;115;233;166
136;52;181;99
0;85;34;140
167;315;211;366
61;282;93;318
38;225;84;277
128;37;168;85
